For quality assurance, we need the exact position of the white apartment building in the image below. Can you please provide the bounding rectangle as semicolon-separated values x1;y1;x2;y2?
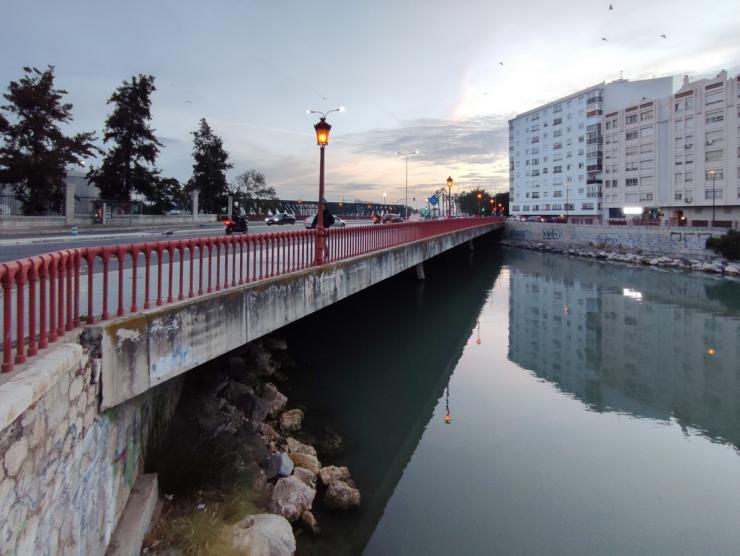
508;78;672;220
604;70;740;225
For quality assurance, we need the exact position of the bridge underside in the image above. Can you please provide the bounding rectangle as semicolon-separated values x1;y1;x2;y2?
93;223;501;409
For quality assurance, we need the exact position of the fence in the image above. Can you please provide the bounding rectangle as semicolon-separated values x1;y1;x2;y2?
0;194;63;217
1;217;501;372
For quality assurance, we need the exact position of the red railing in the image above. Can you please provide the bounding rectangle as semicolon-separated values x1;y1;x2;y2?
1;217;501;372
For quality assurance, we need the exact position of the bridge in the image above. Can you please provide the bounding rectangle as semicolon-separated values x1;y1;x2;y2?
0;217;502;555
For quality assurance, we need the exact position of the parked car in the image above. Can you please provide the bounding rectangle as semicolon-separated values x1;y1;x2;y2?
265;212;296;225
303;214;346;228
382;213;404;223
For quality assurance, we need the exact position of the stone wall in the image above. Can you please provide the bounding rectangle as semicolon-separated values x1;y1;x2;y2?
0;342;182;555
505;222;725;256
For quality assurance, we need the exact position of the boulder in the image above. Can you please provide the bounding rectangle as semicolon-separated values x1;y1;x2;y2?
229;513;296;556
323;480;361;511
293;467;317;489
318;466;351;487
262;452;294;480
724;264;740;275
279;409;304;432
257;423;282;445
235;392;270;422
220;381;253;404
285;437;317;457
268;476;316;522
262;383;288;417
289;452;321;474
301;511;320;535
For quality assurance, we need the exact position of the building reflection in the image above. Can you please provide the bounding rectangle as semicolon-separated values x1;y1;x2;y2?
507;250;740;448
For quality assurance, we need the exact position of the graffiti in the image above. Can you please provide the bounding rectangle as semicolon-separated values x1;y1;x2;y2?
151;345;194;380
508;229;526;239
542;229;562;241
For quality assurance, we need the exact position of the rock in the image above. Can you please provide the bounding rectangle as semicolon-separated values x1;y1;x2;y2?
724;264;740;275
257;423;282;445
285;437;317;457
318;466;351;487
230;513;296;556
4;437;28;477
268;476;316;522
279;409;304;432
288;453;321;474
701;263;722;273
293;467;317;489
261;383;288;417
301;511;320;535
323;480;361;511
314;428;344;457
235;392;270;422
262;452;294;480
220;381;253;404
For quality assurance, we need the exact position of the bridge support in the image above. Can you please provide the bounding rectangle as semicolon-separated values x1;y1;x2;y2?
468;239;475;251
415;262;425;281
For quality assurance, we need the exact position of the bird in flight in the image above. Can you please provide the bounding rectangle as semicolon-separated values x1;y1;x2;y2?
601;37;608;41
660;34;667;39
499;61;504;66
185;100;192;104
609;3;613;9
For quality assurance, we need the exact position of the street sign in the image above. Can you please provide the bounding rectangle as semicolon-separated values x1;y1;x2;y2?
429;195;439;206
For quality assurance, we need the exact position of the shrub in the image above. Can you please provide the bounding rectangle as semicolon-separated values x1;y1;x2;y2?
706;230;740;260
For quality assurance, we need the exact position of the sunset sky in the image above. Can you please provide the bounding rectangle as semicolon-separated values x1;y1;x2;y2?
2;0;739;206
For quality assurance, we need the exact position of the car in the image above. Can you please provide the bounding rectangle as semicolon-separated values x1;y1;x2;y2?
265;212;296;225
382;213;404;223
303;214;347;229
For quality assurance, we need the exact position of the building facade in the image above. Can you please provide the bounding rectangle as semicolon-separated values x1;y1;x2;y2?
508;78;673;220
594;70;739;225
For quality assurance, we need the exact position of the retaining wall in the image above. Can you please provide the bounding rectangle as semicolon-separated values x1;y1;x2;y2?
0;214;217;232
0;341;182;555
505;222;726;256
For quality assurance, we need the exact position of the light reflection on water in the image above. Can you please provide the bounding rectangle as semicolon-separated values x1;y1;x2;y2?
285;246;740;556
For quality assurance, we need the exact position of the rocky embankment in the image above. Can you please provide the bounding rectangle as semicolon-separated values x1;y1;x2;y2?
501;239;740;277
145;337;360;556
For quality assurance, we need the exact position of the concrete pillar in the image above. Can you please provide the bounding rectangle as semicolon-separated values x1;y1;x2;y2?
64;181;76;225
415;262;425;281
468;239;475;251
227;195;233;219
191;190;199;222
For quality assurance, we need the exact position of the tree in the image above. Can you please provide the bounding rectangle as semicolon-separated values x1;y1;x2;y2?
145;177;190;214
186;118;232;214
87;74;161;202
0;66;97;215
229;169;276;215
458;188;493;216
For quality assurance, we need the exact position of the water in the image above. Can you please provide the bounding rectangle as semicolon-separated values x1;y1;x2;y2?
282;244;740;555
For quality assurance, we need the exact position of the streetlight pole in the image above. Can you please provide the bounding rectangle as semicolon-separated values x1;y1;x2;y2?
307;106;345;264
396;150;419;220
446;177;454;218
709;169;716;226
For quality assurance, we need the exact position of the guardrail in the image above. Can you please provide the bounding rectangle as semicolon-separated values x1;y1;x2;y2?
1;217;501;372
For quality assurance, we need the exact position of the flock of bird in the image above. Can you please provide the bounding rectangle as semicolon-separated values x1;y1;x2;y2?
601;3;668;42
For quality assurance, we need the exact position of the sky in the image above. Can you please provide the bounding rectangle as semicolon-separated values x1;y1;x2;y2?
2;0;739;206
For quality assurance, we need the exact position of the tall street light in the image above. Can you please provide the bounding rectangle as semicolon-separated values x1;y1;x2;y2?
476;191;483;217
446;176;454;218
307;106;345;264
708;169;716;226
396;150;419;220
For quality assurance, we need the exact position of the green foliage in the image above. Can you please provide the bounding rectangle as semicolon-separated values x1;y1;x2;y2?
186;118;232;214
87;74;161;202
706;230;740;260
145;176;190;214
458;188;493;216
0;66;97;215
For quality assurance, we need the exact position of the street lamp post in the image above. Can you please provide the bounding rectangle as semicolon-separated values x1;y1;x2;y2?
446;176;453;218
396;150;419;221
307;106;344;264
476;191;483;217
709;169;716;226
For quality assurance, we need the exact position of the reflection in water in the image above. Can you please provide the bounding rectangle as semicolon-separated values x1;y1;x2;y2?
282;245;503;555
507;250;740;448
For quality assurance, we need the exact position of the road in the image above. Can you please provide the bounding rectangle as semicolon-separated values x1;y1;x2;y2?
0;220;367;262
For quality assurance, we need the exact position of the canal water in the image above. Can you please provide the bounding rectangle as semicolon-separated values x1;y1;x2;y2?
282;243;740;555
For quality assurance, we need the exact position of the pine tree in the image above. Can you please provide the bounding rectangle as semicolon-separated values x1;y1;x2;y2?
187;118;232;214
87;74;161;202
0;66;97;215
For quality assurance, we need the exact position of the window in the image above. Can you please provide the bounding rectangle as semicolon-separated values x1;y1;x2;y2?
581;203;594;209
640;110;653;121
675;193;683;200
706;111;724;124
553;104;562;113
554;129;562;138
553;190;562;197
531;192;540;199
639;193;654;201
640;126;654;138
641;159;654;170
705;130;723;146
625;161;638;171
705;189;723;199
553;166;562;174
531;136;539;143
626;114;638;124
531;158;539;165
553;142;562;150
640;143;654;153
705;90;723;105
686;116;694;128
685;171;694;182
626;178;638;186
553;117;562;125
626;131;638;140
705;150;723;162
626;145;638;156
705;170;724;180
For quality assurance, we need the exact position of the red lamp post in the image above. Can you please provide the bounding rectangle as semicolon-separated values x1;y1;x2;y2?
446;176;453;217
308;107;344;264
